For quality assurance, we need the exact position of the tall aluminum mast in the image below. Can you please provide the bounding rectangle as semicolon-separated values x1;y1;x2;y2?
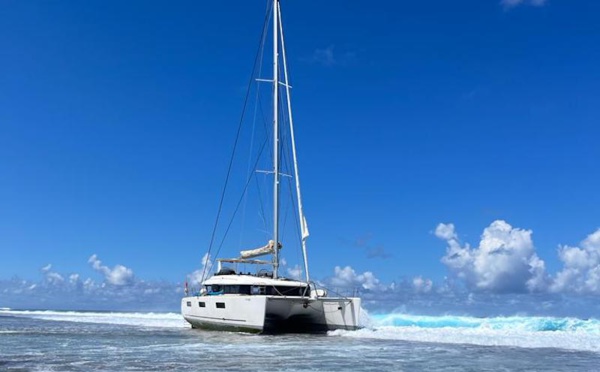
272;0;280;279
277;2;310;283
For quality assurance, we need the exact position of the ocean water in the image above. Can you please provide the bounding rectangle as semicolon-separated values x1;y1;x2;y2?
1;309;600;371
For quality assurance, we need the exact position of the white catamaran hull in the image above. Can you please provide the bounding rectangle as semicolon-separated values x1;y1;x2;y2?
181;295;361;333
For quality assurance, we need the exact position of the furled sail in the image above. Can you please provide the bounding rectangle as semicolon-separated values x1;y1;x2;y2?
239;240;282;259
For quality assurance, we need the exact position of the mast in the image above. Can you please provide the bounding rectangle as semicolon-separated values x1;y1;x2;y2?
272;0;280;279
278;2;310;283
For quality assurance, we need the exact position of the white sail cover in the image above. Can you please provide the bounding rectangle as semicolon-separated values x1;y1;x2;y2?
301;215;309;240
240;240;282;259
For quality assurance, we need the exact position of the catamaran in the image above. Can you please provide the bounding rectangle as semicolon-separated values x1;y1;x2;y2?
181;0;362;334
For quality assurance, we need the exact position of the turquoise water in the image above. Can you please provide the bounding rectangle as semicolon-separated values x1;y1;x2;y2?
1;309;600;371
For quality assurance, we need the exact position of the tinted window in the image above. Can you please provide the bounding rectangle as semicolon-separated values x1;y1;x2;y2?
216;302;226;309
267;286;308;296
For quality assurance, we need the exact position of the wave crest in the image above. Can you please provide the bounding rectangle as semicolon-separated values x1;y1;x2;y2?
0;309;186;328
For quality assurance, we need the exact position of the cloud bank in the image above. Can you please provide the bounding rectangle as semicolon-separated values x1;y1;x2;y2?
3;221;600;317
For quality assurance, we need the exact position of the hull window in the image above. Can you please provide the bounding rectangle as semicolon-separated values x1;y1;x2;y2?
216;302;226;309
186;301;191;307
199;302;206;307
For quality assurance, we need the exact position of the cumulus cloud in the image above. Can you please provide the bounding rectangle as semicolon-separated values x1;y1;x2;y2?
276;258;304;280
1;262;179;311
551;228;600;294
434;223;457;241
413;276;433;293
287;265;303;280
436;220;548;293
501;0;547;8
40;264;65;286
88;254;134;286
330;265;381;291
187;253;213;287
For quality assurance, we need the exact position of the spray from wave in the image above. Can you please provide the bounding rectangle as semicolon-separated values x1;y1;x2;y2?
372;313;600;333
332;310;600;353
0;309;186;328
3;308;600;353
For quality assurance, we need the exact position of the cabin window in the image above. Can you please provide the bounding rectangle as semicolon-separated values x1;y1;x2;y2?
186;301;191;307
206;285;223;295
222;285;251;295
199;302;206;307
223;285;239;294
266;286;309;296
216;302;226;309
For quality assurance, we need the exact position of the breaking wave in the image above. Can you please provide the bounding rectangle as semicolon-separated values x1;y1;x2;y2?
0;309;186;328
3;309;600;353
372;313;600;333
332;312;600;353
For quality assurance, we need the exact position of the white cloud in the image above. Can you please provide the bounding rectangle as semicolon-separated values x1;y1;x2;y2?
413;276;433;293
331;265;381;291
434;223;457;241
436;220;548;293
312;45;336;66
501;0;547;9
308;45;357;67
287;265;303;280
551;228;600;294
88;254;134;286
2;258;180;311
187;253;213;287
40;264;65;286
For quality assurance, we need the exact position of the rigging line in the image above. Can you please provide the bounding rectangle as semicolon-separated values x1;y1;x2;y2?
258;87;273;161
201;0;273;282
245;90;274;238
278;121;299;247
239;6;270;250
272;59;304;266
314;283;354;301
254;175;268;234
251;75;275;238
213;137;270;260
242;73;274;238
285;164;303;257
277;76;303;248
283;144;304;266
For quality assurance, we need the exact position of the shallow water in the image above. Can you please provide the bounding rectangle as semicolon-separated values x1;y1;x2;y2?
1;309;599;371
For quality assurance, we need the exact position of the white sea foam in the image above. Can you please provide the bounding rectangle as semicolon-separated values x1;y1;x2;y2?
0;309;187;328
331;312;600;353
3;308;600;353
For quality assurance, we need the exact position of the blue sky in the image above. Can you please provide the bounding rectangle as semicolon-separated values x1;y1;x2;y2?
2;0;600;314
